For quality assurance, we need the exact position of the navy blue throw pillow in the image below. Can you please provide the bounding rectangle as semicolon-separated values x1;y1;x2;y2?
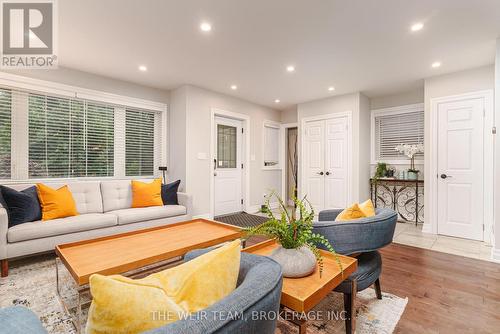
0;186;42;227
161;180;181;205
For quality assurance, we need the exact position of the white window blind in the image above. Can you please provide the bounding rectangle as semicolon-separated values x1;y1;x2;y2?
125;109;157;176
28;93;115;178
0;81;165;181
374;109;424;160
263;124;280;167
0;88;11;179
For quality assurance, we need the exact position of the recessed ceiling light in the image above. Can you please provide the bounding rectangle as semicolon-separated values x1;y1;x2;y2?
138;65;147;72
230;85;237;90
410;22;424;32
275;99;281;103
200;22;212;32
431;61;441;68
328;86;335;91
286;65;295;72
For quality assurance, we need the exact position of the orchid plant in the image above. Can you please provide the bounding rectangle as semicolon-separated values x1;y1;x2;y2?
395;143;424;172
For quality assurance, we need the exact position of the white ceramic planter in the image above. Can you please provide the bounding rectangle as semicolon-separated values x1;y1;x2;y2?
269;245;317;278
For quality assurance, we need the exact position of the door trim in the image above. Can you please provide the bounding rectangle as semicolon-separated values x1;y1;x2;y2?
281;122;298;204
427;90;494;244
210;108;250;219
299;111;353;208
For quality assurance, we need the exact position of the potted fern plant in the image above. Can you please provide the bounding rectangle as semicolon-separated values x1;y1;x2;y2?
245;192;341;278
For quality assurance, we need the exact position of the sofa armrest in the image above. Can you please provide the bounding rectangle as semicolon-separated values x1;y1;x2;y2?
177;192;192;216
0;208;7;259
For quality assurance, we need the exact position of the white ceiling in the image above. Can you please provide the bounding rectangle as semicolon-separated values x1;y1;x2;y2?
59;0;500;109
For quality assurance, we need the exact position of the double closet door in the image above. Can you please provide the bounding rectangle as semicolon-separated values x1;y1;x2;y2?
303;115;350;213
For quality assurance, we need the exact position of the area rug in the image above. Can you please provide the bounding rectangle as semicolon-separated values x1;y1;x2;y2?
0;254;408;334
214;212;269;228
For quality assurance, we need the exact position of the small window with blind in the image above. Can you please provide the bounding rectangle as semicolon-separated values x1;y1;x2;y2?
263;121;281;169
372;104;424;162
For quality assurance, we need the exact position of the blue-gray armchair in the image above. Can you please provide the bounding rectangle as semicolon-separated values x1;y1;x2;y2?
313;208;398;333
146;249;283;334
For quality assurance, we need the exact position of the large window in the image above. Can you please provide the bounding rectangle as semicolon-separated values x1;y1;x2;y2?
0;89;11;179
0;84;164;181
28;94;114;178
372;104;424;162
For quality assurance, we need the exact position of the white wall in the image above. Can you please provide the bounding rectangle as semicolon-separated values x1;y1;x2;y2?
2;67;170;104
297;92;370;203
494;39;500;261
168;86;187;190
370;88;424;110
281;105;298;124
358;93;371;200
423;65;495;236
170;85;282;217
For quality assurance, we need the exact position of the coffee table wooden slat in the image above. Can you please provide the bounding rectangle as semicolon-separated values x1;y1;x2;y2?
243;240;358;313
56;219;242;285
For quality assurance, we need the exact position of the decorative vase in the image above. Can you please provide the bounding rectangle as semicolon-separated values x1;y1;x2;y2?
407;171;418;180
269;245;317;278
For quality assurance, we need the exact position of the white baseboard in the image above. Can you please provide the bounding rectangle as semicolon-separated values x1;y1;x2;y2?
422;222;433;234
193;213;212;219
491;247;500;263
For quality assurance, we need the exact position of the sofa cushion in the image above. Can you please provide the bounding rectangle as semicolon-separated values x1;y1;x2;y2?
0;185;42;227
109;205;187;225
7;213;117;243
101;180;133;212
161;180;181;205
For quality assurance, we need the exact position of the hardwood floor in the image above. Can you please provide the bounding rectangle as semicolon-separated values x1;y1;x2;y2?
246;237;500;333
380;243;500;334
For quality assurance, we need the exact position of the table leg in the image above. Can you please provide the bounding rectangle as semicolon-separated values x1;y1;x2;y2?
343;279;357;334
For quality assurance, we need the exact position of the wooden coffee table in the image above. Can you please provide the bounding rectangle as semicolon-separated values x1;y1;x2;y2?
243;240;358;334
55;218;242;332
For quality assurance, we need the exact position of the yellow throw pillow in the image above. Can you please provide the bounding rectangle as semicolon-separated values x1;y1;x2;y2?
86;240;241;334
359;199;376;217
131;178;163;208
36;184;78;221
335;203;367;221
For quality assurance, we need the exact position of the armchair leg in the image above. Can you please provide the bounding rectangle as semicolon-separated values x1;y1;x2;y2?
374;278;382;299
343;279;357;334
1;259;8;277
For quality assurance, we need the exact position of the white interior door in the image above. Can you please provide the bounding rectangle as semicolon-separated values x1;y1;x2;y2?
324;117;349;209
437;97;484;240
304;120;325;211
214;117;243;216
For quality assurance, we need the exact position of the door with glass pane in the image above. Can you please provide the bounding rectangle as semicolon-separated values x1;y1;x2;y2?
214;116;243;216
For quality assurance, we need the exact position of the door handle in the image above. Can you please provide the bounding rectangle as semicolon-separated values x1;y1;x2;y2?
440;174;452;179
325;171;330;176
317;172;324;175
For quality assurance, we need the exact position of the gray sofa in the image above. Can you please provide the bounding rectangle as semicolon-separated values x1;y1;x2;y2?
0;250;283;334
0;179;192;277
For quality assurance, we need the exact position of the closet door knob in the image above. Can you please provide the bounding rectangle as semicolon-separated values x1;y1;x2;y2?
317;172;324;175
325;171;330;176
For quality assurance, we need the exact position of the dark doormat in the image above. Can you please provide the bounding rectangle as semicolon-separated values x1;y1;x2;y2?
214;212;268;228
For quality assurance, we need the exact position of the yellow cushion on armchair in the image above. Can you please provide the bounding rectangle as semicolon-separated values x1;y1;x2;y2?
86;239;241;334
359;199;376;217
335;203;366;221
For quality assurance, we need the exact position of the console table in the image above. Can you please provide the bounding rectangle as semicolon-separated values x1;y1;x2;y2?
370;178;424;225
